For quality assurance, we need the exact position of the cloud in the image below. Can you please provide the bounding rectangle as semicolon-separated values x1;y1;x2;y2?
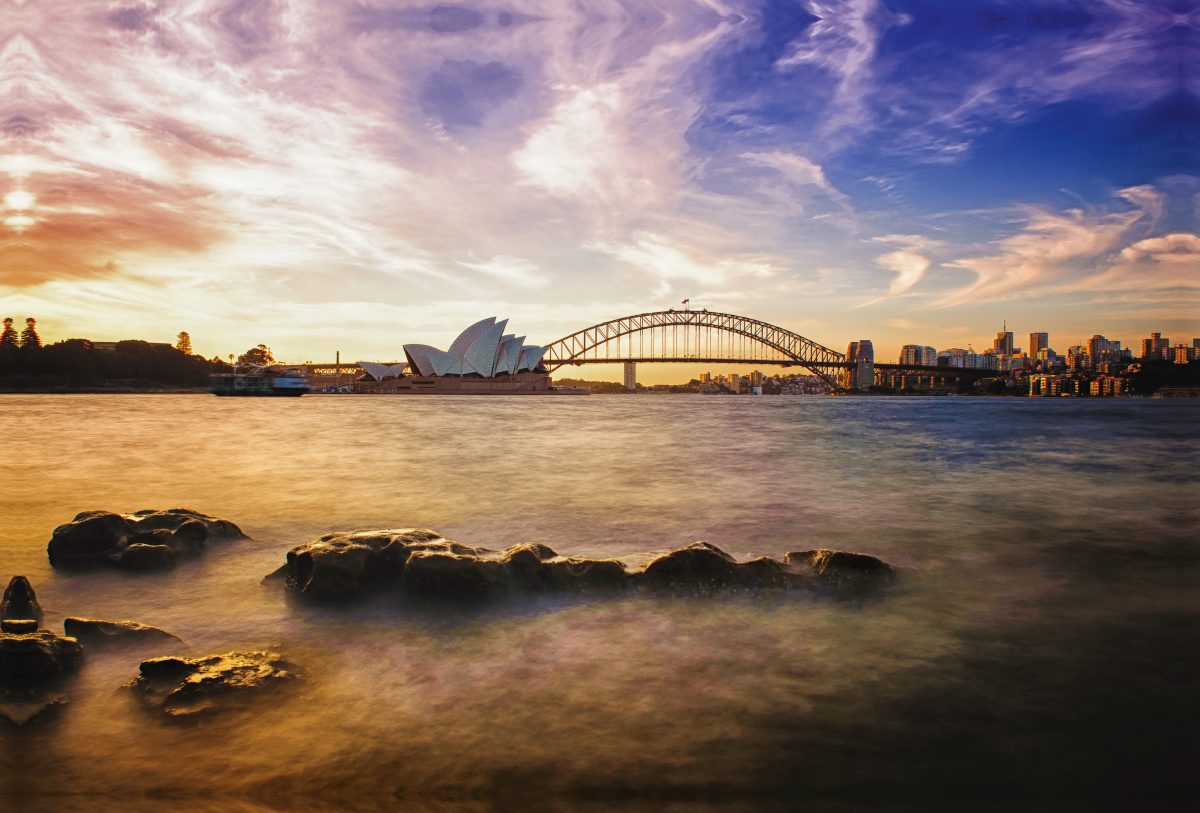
938;187;1193;305
588;232;775;291
455;254;548;288
420;60;524;129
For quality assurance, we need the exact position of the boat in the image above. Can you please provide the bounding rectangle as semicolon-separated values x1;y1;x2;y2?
210;365;310;397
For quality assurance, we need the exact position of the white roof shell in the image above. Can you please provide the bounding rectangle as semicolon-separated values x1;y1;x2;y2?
404;318;546;379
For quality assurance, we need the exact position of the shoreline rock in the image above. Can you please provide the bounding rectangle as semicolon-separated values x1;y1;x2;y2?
126;651;297;717
47;509;247;572
274;529;897;605
63;618;183;649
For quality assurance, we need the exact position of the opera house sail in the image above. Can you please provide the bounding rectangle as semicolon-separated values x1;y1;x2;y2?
388;318;555;394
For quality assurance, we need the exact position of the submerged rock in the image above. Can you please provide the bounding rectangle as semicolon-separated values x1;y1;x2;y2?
1;576;44;626
0;624;83;688
126;651;297;717
283;528;483;600
279;529;633;604
639;542;813;595
785;549;898;592
275;529;904;606
47;509;247;572
63;618;182;649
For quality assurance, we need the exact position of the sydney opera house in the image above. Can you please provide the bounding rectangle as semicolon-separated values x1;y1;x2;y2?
357;317;557;394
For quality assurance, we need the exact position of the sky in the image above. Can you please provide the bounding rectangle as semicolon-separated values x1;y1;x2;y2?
1;0;1198;381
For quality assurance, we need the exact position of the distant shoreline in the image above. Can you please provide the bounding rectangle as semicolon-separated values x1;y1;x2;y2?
0;388;210;394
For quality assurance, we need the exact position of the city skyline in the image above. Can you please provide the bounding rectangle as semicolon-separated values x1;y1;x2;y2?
2;1;1197;378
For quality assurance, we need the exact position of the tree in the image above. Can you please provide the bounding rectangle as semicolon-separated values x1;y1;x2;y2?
175;331;193;355
0;318;18;350
239;344;274;365
20;318;41;348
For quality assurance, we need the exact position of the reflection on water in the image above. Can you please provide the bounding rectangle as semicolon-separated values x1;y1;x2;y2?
2;394;1197;809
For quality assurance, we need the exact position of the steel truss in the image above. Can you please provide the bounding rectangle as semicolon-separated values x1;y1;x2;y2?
543;310;847;389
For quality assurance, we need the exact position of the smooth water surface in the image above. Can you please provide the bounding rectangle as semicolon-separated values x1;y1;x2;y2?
2;394;1197;811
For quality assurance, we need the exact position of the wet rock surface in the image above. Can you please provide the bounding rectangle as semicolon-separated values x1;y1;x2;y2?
0;617;84;725
277;530;896;604
63;618;183;649
1;575;44;626
126;651;297;717
785;549;898;593
47;509;247;571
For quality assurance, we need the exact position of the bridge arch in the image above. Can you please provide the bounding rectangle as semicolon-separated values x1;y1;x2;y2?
542;310;847;388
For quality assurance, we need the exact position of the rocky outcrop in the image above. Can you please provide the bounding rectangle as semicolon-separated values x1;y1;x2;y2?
47;509;246;571
275;530;898;605
0;576;43;626
785;549;898;593
0;621;83;688
279;529;630;604
63;618;182;649
126;651;297;717
283;528;480;600
639;542;813;595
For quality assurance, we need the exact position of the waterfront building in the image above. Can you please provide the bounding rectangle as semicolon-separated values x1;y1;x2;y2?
729;373;741;392
937;351;964;367
623;362;637;390
1173;345;1193;364
388;317;563;394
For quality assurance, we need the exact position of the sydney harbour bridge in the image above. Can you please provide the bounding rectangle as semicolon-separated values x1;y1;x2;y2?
539;309;990;391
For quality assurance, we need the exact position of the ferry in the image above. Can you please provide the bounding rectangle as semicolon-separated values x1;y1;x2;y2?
210;366;310;397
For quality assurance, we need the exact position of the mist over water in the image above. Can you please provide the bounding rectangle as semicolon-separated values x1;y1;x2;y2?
2;394;1197;811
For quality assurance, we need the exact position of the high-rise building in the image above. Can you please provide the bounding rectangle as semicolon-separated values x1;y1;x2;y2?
1142;333;1170;359
899;345;936;365
1174;345;1194;364
994;322;1014;356
729;373;741;392
623;362;636;390
699;372;711;383
1029;332;1048;356
750;370;763;385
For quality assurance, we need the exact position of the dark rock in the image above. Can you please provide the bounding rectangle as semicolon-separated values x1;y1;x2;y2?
47;509;246;571
1;576;44;626
638;542;809;595
0;627;83;688
276;530;898;605
63;618;182;649
400;552;510;603
117;543;177;571
2;620;38;634
126;651;297;717
785;549;897;592
283;528;481;600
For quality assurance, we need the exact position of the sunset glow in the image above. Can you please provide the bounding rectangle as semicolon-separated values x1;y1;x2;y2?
1;0;1196;375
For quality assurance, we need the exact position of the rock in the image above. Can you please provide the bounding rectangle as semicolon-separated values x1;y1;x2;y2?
638;542;810;595
126;651;297;717
63;618;182;649
283;528;482;600
276;529;898;605
0;627;83;688
785;549;897;592
399;552;511;603
47;509;246;571
1;576;44;626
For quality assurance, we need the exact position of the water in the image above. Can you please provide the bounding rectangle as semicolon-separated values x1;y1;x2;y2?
2;394;1197;811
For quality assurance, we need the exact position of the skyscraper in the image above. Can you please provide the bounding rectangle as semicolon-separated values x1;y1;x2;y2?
1029;332;1048;356
1141;333;1169;359
994;321;1014;356
623;362;636;390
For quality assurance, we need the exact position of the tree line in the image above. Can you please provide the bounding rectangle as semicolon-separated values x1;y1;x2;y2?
0;319;247;389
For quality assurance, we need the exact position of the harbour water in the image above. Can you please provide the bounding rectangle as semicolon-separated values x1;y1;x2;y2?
2;394;1197;810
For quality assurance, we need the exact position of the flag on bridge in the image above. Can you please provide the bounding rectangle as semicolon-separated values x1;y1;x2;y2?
682;299;689;309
